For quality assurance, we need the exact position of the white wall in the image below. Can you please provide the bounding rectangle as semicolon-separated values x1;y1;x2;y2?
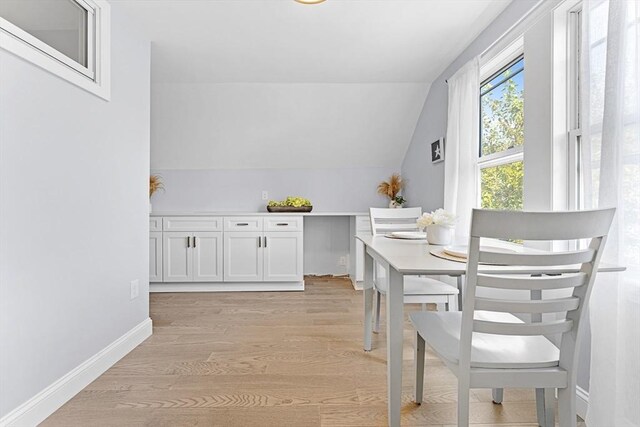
149;167;396;213
151;82;428;170
0;6;150;419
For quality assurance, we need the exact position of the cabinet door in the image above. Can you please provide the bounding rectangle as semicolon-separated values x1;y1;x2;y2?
224;232;263;282
163;232;193;282
263;232;303;282
193;232;223;282
149;232;163;282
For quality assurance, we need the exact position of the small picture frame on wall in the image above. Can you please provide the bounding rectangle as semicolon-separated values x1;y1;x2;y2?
431;138;444;163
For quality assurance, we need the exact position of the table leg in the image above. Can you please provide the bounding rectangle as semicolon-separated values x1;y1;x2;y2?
387;267;404;427
363;250;374;351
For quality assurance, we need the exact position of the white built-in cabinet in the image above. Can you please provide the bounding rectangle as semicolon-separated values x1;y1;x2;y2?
192;232;224;281
263;232;303;281
149;232;163;282
224;217;303;282
162;217;223;283
149;218;163;282
349;215;371;290
163;232;224;282
224;231;264;281
150;214;303;291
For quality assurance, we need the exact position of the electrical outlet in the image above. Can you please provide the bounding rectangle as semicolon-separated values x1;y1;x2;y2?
262;190;269;200
338;256;347;266
130;279;139;300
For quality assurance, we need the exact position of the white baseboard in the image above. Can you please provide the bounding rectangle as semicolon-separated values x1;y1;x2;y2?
0;318;152;427
150;281;304;292
576;385;589;420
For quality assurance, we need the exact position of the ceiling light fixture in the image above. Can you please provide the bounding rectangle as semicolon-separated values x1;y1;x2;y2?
294;0;326;4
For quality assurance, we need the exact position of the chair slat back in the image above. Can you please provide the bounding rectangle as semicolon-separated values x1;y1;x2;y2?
459;208;615;373
469;208;615;240
476;272;589;290
478;249;596;266
474;296;581;314
369;207;422;236
473;318;574;335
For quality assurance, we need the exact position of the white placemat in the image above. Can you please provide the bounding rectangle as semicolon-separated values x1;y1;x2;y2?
429;248;467;263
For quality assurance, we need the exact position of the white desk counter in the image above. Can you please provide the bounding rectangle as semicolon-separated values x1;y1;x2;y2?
150;212;371;290
150;211;367;217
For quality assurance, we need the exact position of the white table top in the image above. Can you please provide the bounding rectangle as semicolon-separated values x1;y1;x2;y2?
151;211;367;217
356;232;625;275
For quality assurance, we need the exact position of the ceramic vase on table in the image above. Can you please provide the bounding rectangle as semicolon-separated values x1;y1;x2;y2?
389;200;402;208
426;224;453;245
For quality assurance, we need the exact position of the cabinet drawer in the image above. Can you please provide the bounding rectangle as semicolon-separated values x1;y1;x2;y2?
224;217;263;232
149;217;163;232
163;217;222;232
356;216;372;232
264;216;303;232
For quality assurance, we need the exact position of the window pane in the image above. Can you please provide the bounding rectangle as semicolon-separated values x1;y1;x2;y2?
480;57;524;156
0;0;88;67
480;161;524;210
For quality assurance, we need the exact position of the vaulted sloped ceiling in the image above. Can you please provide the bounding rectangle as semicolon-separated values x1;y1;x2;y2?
115;0;511;170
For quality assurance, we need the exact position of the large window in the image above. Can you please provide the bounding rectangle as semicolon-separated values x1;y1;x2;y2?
0;0;110;99
478;56;525;210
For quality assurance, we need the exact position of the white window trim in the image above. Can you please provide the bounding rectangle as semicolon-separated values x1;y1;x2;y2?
480;38;524;84
0;0;111;100
474;0;570;213
477;40;525;208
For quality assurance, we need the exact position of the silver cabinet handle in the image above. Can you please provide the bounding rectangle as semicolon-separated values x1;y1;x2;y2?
258;236;261;248
264;236;267;247
237;223;249;226
276;223;288;226
193;236;197;248
187;236;191;248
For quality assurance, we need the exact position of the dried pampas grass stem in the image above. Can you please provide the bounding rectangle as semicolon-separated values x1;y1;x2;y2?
150;175;164;198
377;173;404;200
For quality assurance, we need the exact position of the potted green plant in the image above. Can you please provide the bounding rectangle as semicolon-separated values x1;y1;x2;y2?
267;196;313;212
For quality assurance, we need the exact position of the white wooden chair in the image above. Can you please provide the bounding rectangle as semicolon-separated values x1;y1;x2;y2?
410;208;615;427
369;207;459;336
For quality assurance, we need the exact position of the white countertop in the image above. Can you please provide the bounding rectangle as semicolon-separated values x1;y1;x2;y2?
150;211;368;217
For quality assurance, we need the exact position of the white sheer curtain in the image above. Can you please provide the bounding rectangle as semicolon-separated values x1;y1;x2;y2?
581;1;640;426
444;57;480;240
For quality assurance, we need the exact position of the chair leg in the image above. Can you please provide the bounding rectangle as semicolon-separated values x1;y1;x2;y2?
457;383;470;427
536;388;545;425
536;388;556;427
540;388;556;427
414;333;425;404
373;291;381;333
492;388;504;404
558;383;576;427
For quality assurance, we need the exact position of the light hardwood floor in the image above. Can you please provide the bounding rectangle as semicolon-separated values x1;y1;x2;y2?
43;277;578;426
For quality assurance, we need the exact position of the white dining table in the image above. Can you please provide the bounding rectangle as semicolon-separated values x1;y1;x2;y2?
356;232;625;427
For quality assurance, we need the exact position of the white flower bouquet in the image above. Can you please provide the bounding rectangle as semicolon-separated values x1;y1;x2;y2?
417;209;457;245
416;208;457;230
